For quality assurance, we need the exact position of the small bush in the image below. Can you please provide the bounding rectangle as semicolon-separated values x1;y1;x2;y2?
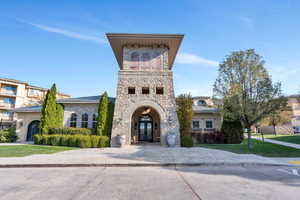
48;127;93;135
98;136;109;148
221;120;244;144
0;128;18;143
181;135;194;147
90;135;100;148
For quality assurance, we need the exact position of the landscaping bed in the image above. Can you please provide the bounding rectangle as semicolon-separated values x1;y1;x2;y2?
197;139;300;157
0;145;76;157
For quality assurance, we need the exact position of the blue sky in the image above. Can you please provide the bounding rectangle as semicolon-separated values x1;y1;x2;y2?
1;0;300;97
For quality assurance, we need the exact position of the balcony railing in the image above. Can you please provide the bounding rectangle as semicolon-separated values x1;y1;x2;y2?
0;103;15;109
0;91;17;96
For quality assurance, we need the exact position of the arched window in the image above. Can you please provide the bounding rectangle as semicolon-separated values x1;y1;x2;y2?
152;52;162;71
141;53;150;70
70;113;77;127
92;113;98;129
197;100;207;106
130;52;139;70
81;113;88;128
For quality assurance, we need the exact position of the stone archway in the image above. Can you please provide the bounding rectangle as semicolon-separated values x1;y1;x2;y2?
26;120;40;141
131;106;161;144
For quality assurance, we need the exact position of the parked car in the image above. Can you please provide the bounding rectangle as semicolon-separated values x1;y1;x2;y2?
293;126;300;134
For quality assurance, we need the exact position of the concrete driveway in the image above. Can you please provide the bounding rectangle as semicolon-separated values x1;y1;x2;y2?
0;166;300;200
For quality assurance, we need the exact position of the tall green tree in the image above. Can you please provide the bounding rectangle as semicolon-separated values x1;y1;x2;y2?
213;49;287;150
55;104;64;128
105;101;115;140
96;92;109;136
40;84;58;134
176;94;194;137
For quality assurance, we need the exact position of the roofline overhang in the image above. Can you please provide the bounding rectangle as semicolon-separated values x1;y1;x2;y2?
106;33;184;70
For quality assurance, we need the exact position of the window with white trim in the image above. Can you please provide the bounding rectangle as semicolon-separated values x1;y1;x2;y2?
192;120;200;129
81;113;88;128
92;113;97;129
205;120;213;128
70;113;77;127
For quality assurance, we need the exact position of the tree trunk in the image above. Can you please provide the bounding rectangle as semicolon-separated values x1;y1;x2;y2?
247;126;253;151
273;125;276;136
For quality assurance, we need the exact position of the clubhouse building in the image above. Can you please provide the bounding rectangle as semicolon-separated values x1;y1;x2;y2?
11;33;222;146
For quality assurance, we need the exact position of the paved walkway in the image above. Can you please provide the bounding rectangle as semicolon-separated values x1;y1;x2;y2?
0;144;298;167
254;137;300;149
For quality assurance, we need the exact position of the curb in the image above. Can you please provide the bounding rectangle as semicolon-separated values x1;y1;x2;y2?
0;162;289;168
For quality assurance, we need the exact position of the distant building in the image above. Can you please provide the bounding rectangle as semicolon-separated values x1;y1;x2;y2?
191;96;222;134
0;78;70;129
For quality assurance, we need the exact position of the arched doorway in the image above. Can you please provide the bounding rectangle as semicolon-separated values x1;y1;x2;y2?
26;120;40;141
131;106;160;144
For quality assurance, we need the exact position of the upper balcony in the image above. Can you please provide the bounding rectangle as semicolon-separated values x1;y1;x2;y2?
0;85;17;97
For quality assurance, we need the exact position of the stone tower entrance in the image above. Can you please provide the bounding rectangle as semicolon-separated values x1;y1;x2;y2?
106;33;184;146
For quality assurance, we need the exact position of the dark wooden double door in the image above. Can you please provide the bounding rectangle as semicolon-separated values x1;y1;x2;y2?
138;115;153;142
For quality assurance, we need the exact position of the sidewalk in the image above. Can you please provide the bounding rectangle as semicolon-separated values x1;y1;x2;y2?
254;137;300;149
0;145;298;167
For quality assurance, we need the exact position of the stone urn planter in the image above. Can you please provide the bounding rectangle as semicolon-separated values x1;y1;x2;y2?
166;133;176;147
116;134;126;147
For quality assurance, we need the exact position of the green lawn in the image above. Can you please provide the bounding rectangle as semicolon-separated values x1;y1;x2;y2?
0;145;77;157
197;139;300;157
261;134;300;145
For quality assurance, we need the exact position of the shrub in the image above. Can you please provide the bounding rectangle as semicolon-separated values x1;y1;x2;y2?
41;135;50;145
48;127;93;135
181;135;193;147
0;128;18;143
191;131;225;144
90;135;100;148
221;120;244;144
68;135;79;147
98;136;109;148
33;134;43;145
77;135;92;148
49;135;62;146
60;135;71;146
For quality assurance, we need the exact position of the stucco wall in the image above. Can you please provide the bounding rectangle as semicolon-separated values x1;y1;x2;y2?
15;112;41;142
192;113;222;131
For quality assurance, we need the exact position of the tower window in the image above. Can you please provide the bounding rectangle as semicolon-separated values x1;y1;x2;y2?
142;87;150;94
128;87;135;94
156;87;164;95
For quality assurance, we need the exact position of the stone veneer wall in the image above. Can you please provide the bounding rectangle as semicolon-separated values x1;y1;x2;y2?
111;70;180;146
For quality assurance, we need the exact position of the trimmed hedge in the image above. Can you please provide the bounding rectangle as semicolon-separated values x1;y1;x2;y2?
181;135;194;147
33;134;109;148
191;131;225;144
48;127;94;135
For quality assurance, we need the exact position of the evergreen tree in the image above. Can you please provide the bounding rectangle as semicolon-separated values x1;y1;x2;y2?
40;84;58;134
105;101;115;139
176;94;194;137
55;104;64;127
96;92;109;136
